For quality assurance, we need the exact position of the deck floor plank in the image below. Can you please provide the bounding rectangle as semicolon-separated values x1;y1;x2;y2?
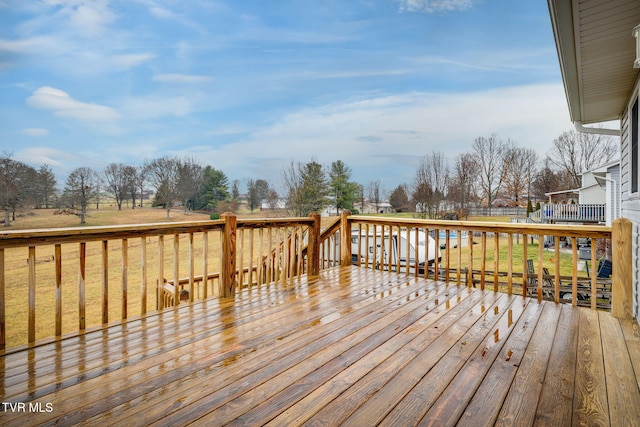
0;266;638;427
456;301;547;426
600;311;640;426
494;300;563;426
535;303;581;426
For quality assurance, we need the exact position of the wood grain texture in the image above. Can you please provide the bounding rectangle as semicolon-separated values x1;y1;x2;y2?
0;266;637;427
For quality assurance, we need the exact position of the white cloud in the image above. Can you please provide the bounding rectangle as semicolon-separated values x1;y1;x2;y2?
152;73;212;84
113;53;156;69
193;83;571;188
120;95;193;119
396;0;476;13
21;128;49;136
26;86;121;122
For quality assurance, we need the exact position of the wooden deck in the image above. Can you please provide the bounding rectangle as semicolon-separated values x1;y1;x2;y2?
1;266;639;426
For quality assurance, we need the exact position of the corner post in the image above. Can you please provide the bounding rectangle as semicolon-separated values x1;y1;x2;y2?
308;213;321;276
221;212;237;297
612;218;632;318
340;210;352;266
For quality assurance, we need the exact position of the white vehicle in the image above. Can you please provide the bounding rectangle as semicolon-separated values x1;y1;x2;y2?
350;228;441;273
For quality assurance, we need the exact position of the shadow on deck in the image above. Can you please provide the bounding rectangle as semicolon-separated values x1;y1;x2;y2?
1;266;639;426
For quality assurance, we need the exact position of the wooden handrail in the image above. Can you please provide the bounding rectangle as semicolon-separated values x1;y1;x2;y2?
0;213;630;351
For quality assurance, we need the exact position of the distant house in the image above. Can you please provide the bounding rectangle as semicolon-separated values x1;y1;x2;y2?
260;199;287;210
579;161;621;226
356;200;394;215
548;0;640;318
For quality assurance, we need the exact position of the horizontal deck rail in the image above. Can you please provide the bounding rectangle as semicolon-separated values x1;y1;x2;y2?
0;211;633;351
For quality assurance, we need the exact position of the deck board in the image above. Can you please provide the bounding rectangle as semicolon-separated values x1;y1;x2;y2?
0;266;638;426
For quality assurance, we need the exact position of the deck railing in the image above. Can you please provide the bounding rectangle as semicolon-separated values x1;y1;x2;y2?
0;212;632;351
541;203;606;223
0;214;318;350
318;213;631;317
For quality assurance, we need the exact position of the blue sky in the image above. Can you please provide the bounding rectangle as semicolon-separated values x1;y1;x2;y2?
0;0;572;194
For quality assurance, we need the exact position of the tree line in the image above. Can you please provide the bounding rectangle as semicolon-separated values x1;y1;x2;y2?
0;129;618;226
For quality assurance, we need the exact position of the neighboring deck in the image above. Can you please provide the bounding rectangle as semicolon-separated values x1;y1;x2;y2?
1;266;639;426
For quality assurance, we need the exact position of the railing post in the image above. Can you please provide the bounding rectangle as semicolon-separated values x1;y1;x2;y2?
340;210;352;266
221;212;237;298
612;218;633;319
308;213;321;276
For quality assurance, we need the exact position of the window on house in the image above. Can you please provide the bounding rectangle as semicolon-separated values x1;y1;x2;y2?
632;98;638;194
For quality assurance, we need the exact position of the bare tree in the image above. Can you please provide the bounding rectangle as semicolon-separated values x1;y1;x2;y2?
548;130;618;188
146;157;180;218
412;151;449;219
64;167;98;224
231;179;240;201
0;155;37;226
367;180;384;213
449;153;477;218
502;147;539;205
175;157;204;213
133;164;149;208
103;163;129;210
472;134;511;213
246;179;270;212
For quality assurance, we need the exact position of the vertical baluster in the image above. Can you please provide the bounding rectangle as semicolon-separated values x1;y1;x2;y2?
78;242;86;330
122;238;128;319
101;240;108;324
590;237;597;310
372;225;377;270
405;227;410;276
141;237;147;315
173;234;179;306
188;233;194;302
157;235;164;310
414;228;419;277
554;239;560;303
238;228;245;288
386;225;392;271
55;244;62;336
282;227;289;282
0;248;4;349
480;232;486;290
202;232;208;298
571;236;578;307
365;224;370;269
393;226;399;272
456;231;462;285
468;231;474;288
289;227;296;279
267;227;273;283
433;229;438;281
424;227;430;279
28;246;36;343
522;234;528;297
248;229;255;287
494;232;499;292
258;228;264;284
507;234;513;295
537;235;544;302
445;230;451;283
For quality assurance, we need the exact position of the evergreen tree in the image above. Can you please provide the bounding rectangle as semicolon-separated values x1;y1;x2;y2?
329;160;358;214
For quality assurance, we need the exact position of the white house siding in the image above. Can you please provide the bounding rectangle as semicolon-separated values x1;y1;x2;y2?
621;81;640;319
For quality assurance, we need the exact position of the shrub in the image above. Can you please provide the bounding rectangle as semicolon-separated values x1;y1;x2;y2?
210;213;220;220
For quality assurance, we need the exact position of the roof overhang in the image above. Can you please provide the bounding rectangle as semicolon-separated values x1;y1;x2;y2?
547;0;640;124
